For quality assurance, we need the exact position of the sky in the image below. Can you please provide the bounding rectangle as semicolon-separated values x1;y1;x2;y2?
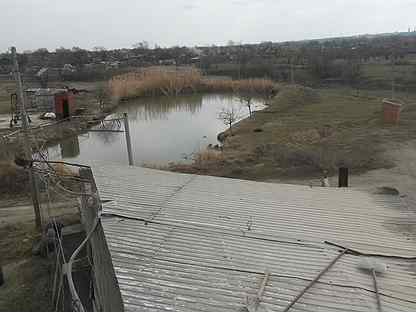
2;0;416;52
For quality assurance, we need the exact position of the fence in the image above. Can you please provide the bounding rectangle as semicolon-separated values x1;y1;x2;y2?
32;160;123;312
32;161;94;312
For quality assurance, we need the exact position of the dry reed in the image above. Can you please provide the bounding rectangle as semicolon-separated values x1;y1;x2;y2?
109;67;277;100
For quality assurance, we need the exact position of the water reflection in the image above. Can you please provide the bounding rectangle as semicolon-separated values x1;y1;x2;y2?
120;94;203;122
60;136;80;158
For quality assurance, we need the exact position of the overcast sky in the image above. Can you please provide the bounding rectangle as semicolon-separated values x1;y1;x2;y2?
2;0;416;52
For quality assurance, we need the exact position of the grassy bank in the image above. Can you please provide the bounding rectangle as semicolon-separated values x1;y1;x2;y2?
170;85;416;180
109;68;277;100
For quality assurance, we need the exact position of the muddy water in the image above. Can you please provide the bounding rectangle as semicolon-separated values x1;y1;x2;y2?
48;94;265;165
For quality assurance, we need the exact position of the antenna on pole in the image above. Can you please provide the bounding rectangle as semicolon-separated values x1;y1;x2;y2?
11;46;42;229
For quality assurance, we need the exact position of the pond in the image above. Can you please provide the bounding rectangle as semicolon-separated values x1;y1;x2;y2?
48;94;266;165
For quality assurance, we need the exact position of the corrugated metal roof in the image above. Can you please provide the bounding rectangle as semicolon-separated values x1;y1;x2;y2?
90;163;416;312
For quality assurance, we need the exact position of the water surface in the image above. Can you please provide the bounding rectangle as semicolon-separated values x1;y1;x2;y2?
48;94;265;165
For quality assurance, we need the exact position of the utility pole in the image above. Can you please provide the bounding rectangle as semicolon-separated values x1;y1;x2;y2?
11;47;42;229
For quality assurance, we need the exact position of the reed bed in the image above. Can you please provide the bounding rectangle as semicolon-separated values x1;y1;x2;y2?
109;68;277;100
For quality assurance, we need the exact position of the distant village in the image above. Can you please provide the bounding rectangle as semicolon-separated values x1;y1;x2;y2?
1;30;416;87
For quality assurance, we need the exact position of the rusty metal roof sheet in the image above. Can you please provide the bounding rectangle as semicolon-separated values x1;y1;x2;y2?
90;163;416;312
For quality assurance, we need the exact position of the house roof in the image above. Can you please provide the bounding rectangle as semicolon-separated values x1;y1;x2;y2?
91;163;416;312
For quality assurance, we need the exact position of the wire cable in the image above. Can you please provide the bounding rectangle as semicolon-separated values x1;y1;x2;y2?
67;215;100;312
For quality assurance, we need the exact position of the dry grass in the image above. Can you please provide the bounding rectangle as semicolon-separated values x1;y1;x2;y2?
0;161;29;195
0;222;53;312
193;149;224;164
110;67;203;99
270;84;321;110
109;67;277;100
203;78;277;96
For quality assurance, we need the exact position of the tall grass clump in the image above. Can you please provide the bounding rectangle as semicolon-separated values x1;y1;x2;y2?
110;67;203;100
203;78;277;96
110;67;278;100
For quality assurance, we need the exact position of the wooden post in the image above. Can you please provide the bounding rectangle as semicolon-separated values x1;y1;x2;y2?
339;167;349;188
11;47;42;230
123;113;134;166
0;265;4;286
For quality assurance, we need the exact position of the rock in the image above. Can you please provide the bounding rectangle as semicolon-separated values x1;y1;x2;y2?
217;132;229;142
375;187;400;195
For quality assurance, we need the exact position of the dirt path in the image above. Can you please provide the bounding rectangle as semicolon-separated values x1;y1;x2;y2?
267;140;416;210
348;140;416;210
0;199;79;227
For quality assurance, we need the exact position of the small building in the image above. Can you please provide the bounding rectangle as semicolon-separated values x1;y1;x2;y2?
24;88;75;119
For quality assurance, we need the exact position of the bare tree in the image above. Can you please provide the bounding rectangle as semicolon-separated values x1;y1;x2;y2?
95;83;109;111
217;106;241;135
237;92;254;118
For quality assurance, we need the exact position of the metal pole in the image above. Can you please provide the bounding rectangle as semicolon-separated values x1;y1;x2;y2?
123;113;134;166
282;248;348;312
11;47;42;229
372;269;382;312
